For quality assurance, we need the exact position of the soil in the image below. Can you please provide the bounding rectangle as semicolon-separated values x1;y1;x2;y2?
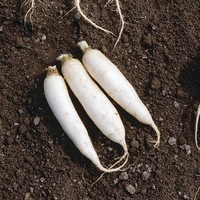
0;0;200;199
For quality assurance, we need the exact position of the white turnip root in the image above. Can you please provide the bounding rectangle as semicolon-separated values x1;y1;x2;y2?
57;54;128;165
195;104;200;150
44;65;126;172
78;41;161;148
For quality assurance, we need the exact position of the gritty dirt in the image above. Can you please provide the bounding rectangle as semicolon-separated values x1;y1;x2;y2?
0;0;200;199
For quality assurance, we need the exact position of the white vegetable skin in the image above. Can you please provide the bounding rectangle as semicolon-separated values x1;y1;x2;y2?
44;66;124;172
78;41;161;147
57;54;128;163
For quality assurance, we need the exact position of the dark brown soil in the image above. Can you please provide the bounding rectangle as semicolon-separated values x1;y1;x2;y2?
1;0;200;199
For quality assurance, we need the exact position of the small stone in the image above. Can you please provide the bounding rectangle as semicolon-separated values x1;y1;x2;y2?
180;144;191;155
152;184;156;190
75;12;81;20
25;193;31;200
183;194;189;199
173;101;179;108
25;156;34;165
41;35;46;41
177;89;186;98
16;37;25;48
33;117;40;126
126;184;136;194
142;171;151;180
151;77;161;90
131;138;139;148
141;188;147;195
155;169;162;178
18;109;23;114
40;177;45;182
101;45;108;53
107;147;113;151
143;34;152;47
168;137;177;146
24;118;30;127
113;178;119;185
7;136;14;144
0;26;3;32
122;34;129;43
35;38;40;43
19;124;27;134
30;187;34;193
59;10;63;16
119;172;128;180
25;132;31;140
14;122;20;126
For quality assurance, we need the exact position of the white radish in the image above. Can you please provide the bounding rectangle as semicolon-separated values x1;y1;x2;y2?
78;41;161;148
195;104;200;150
57;54;128;166
44;65;125;172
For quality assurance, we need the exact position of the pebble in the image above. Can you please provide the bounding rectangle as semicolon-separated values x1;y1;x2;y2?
122;34;129;43
75;12;81;20
19;124;27;134
24;118;30;127
30;187;34;193
168;137;177;146
177;89;186;98
59;10;63;16
113;178;119;185
131;138;139;149
107;147;113;151
126;184;136;194
119;172;128;180
142;171;151;180
7;136;14;145
40;177;45;182
0;26;3;32
151;77;161;90
24;192;31;200
14;122;20;126
101;45;108;53
183;194;189;199
18;109;23;114
41;35;46;41
141;188;147;195
16;37;25;48
143;34;152;47
180;144;191;155
155;169;162;178
25;156;34;165
173;101;179;108
33;117;40;126
25;132;31;140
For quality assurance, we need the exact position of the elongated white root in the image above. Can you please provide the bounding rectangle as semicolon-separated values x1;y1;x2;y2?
22;0;124;47
195;104;200;150
106;0;125;49
75;0;124;47
74;0;113;35
22;0;43;27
